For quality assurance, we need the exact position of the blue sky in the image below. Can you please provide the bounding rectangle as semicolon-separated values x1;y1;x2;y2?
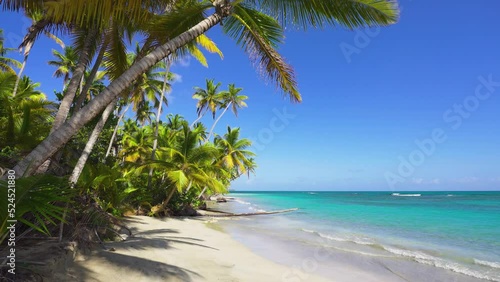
1;0;500;191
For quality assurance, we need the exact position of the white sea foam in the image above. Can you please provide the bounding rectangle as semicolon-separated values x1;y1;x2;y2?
474;259;500;269
391;193;421;197
234;199;251;205
302;229;500;281
384;247;500;281
301;229;375;246
416;258;499;282
383;247;436;261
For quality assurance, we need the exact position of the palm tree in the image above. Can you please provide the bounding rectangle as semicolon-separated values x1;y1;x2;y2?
11;9;66;98
0;29;21;74
69;38;168;185
50;28;100;135
191;79;224;126
214;127;255;176
68;98;117;185
104;102;131;158
119;127;153;164
207;84;248;140
143;124;225;207
197;126;255;199
0;72;53;150
125;44;170;119
166;114;187;132
148;57;175;189
12;0;399;177
48;46;78;88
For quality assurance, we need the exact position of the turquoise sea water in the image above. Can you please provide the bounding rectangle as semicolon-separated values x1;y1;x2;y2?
225;191;500;281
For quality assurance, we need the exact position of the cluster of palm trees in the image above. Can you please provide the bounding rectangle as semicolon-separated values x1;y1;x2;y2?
118;117;255;211
0;0;399;242
192;79;248;140
0;27;255;242
0;0;398;177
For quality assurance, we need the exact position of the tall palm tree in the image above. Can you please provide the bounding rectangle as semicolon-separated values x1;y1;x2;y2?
207;84;248;140
12;9;66;98
191;79;224;126
50;28;100;134
12;0;399;176
104;102;131;158
68;98;117;185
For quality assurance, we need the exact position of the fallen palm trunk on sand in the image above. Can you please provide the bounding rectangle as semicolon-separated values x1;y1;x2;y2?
198;208;298;217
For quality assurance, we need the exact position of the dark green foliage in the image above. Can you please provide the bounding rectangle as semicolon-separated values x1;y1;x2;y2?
0;175;72;244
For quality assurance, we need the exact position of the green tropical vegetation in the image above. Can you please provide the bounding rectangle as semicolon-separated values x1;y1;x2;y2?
0;0;399;252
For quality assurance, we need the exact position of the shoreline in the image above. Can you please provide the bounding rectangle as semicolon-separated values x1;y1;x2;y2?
26;212;494;282
45;215;333;282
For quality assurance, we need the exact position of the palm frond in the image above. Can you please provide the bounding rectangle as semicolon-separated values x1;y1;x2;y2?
0;175;72;243
248;0;399;29
225;4;300;102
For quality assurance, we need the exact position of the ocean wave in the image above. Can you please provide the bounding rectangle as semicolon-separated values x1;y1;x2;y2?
417;257;499;282
234;199;251;205
384;247;500;282
301;229;375;246
308;192;317;195
302;229;500;281
392;193;421;197
383;247;436;261
301;229;393;257
474;259;500;269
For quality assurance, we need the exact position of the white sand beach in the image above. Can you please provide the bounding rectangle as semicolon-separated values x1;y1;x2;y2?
52;216;335;282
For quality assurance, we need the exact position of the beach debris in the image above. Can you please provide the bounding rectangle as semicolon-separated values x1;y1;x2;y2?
198;208;299;217
216;197;227;203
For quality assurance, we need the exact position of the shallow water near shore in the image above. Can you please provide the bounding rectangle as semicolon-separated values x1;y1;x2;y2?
215;191;500;282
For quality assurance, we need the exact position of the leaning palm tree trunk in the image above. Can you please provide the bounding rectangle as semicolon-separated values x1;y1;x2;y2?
59;100;117;241
105;103;130;158
206;102;231;141
190;113;205;128
13;11;225;177
37;31;97;175
148;57;171;189
74;36;109;112
197;187;208;199
69;98;118;185
51;29;97;133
